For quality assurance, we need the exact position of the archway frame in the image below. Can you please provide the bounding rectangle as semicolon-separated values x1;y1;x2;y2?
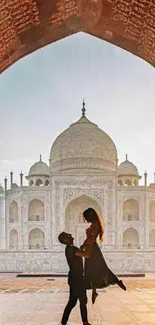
64;193;103;247
0;1;154;74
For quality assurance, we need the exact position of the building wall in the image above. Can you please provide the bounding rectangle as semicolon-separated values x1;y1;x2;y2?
0;250;154;273
1;176;155;272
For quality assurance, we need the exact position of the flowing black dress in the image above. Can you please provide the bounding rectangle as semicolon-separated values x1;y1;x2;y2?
84;242;119;289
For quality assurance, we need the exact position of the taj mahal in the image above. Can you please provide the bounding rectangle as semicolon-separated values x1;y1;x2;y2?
0;103;155;273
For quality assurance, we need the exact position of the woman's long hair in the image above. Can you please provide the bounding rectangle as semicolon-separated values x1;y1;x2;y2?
83;208;104;242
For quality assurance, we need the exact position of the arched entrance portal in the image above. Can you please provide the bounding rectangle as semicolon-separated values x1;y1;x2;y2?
65;195;102;247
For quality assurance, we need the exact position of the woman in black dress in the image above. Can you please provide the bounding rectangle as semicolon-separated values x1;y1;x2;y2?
80;208;126;304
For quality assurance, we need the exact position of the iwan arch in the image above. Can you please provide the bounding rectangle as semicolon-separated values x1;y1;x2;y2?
0;0;154;74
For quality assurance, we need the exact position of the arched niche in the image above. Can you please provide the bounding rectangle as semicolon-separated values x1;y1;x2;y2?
45;180;49;186
123;199;139;221
9;200;18;223
125;179;131;186
36;179;43;186
28;228;45;249
149;229;155;248
65;194;102;247
28;199;44;221
149;201;155;222
123;228;139;249
9;229;18;249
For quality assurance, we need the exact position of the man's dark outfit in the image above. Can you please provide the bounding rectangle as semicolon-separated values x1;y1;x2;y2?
61;245;88;325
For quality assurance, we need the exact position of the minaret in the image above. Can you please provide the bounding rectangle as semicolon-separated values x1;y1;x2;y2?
144;171;147;186
20;171;23;187
0;184;5;249
10;171;13;188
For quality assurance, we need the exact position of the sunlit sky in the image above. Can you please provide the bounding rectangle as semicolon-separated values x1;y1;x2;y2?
0;32;154;187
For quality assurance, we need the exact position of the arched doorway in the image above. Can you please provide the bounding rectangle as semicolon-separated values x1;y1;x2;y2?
149;229;155;248
123;228;139;249
9;229;18;249
28;199;44;221
123;199;139;221
28;228;45;249
65;194;102;247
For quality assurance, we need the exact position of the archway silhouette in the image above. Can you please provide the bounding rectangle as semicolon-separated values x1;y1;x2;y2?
0;1;154;74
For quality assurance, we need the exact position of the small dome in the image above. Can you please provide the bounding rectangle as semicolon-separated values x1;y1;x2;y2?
50;104;117;173
0;184;4;193
28;155;50;177
11;183;18;188
118;155;138;176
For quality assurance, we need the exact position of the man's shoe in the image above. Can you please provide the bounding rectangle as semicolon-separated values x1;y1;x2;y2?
83;322;92;325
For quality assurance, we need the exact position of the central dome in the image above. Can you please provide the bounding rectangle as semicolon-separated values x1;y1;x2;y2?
50;106;117;173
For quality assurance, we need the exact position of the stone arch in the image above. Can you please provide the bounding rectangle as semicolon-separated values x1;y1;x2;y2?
0;2;154;74
149;229;155;247
134;180;138;186
36;179;43;186
125;179;131;186
149;201;155;222
9;200;18;223
9;229;18;249
28;199;44;221
118;180;123;186
123;199;139;221
123;228;139;249
30;180;34;186
28;228;45;249
65;194;102;247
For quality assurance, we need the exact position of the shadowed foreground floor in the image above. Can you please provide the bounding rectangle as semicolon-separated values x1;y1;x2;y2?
0;273;155;325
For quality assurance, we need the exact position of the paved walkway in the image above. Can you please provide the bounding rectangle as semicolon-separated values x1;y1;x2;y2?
0;282;155;325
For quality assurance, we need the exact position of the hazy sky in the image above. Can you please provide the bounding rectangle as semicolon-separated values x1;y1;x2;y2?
0;32;154;187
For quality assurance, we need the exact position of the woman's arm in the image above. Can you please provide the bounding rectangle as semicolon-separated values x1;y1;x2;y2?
75;245;92;258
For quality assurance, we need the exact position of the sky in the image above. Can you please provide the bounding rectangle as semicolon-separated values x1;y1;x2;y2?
0;32;154;187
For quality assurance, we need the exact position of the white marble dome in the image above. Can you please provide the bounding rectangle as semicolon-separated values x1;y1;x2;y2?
28;156;50;177
50;111;117;173
118;156;138;176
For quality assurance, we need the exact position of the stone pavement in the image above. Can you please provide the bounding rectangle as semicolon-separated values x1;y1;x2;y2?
0;277;155;325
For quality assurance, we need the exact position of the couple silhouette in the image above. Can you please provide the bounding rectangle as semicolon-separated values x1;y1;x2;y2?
58;208;126;325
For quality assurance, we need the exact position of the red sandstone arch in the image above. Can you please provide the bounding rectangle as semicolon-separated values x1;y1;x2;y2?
0;0;154;74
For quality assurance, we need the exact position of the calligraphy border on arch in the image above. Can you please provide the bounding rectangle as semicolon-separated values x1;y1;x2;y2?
63;187;104;208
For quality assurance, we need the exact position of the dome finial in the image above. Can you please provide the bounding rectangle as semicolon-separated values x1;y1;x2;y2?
126;154;128;161
82;99;86;117
40;154;42;162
